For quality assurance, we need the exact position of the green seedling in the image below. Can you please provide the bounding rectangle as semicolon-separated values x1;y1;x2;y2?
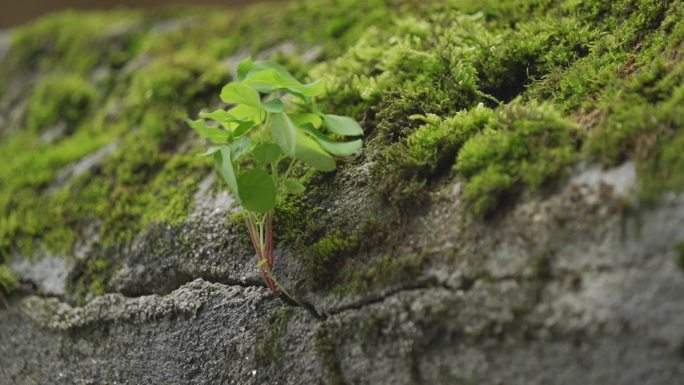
189;58;363;296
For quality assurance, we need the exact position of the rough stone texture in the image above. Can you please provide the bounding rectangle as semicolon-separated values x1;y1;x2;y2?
10;254;72;296
3;3;684;383
0;280;323;385
3;162;684;384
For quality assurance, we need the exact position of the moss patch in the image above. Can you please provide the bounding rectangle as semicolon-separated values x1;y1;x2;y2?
675;241;684;272
0;265;19;294
26;73;99;133
306;229;359;290
455;100;580;217
314;324;346;385
333;253;426;297
73;258;112;305
3;0;684;301
254;307;295;369
3;10;143;76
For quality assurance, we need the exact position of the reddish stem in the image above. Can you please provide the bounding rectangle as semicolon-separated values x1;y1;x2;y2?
246;215;278;294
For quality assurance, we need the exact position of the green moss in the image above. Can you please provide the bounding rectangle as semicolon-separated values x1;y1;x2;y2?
306;230;359;290
274;168;336;247
4;10;143;76
375;104;494;207
74;258;112;304
675;242;684;272
333;253;425;297
26;73;99;133
254;307;295;369
314;11;493;129
455;100;579;217
0;265;19;294
460;167;514;218
314;324;346;385
128;53;229;108
141;155;210;226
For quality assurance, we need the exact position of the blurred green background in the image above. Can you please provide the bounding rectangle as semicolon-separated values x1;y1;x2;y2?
0;0;283;28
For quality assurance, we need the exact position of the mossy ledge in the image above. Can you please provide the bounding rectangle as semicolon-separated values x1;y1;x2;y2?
1;0;684;303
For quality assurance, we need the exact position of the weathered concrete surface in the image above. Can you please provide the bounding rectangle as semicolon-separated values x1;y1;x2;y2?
3;163;684;384
0;280;321;385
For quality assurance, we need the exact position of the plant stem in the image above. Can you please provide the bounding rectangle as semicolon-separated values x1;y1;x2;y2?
245;213;277;294
263;266;307;309
0;291;11;311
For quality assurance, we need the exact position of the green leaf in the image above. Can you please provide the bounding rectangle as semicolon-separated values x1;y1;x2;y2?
240;59;299;83
284;179;306;195
322;114;364;136
198;110;255;134
232;120;256;137
271;112;297;156
242;69;295;93
229;104;264;125
199;109;236;122
229;136;251;161
262;98;284;113
290;113;322;128
237;168;276;213
236;57;255;82
301;124;362;156
253;142;282;164
201;146;221;156
213;146;239;198
294;129;336;171
243;69;323;97
292;79;325;97
220;83;262;107
187;118;230;144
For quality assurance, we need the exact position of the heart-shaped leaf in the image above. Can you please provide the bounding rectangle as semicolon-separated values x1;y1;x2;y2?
322;114;364;136
187;119;230;144
294;129;336;171
284;179;306;194
263;98;284;113
301;124;362;156
237;168;276;213
232;120;256;137
220;83;262;107
229;136;251;161
290;113;322;128
229;104;264;125
199;109;232;121
253;142;282;164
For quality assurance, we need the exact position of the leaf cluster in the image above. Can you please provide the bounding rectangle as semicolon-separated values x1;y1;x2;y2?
189;58;363;214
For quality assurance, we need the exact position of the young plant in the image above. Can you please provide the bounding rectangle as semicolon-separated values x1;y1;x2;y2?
188;58;363;297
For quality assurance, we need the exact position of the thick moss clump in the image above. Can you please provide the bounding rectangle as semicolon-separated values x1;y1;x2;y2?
26;74;98;133
375;104;494;207
455;101;579;217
